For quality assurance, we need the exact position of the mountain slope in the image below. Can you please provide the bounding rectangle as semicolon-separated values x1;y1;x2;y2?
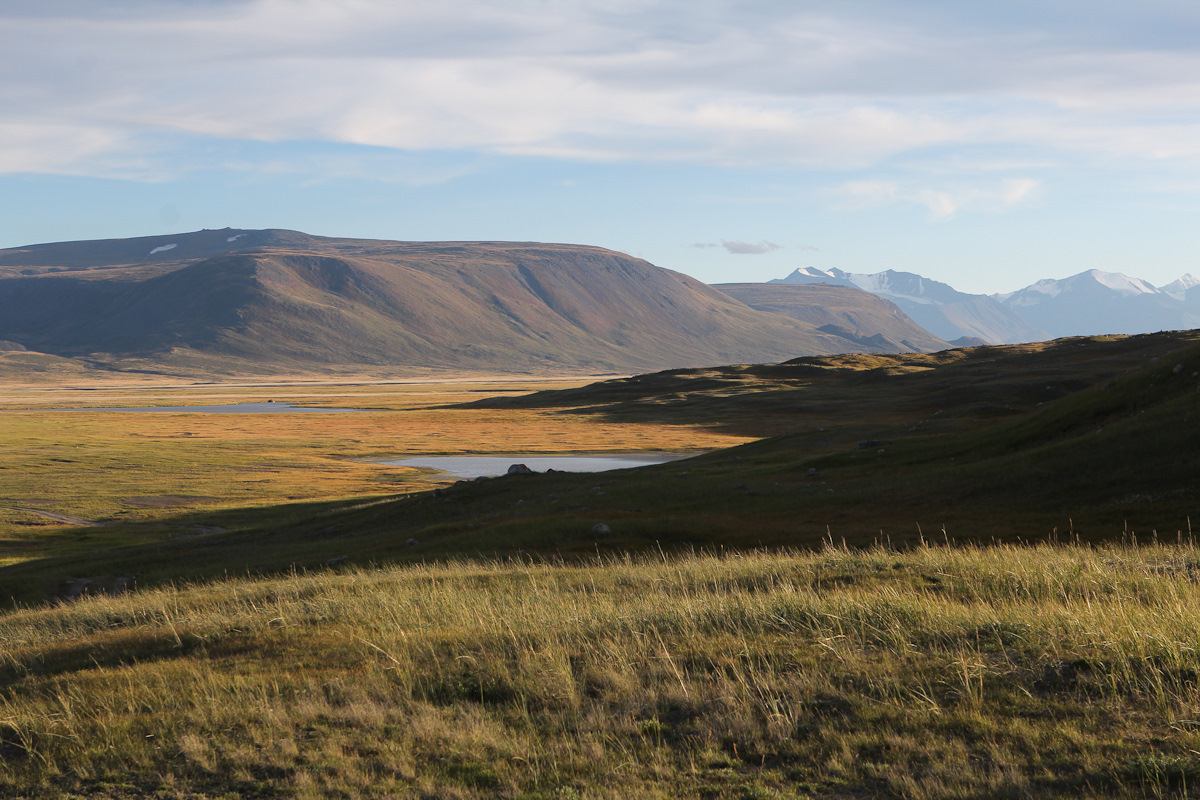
995;269;1200;338
0;229;901;375
771;267;1046;344
714;282;951;352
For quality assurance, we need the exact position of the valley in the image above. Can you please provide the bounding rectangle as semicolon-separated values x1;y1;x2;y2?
4;231;1200;798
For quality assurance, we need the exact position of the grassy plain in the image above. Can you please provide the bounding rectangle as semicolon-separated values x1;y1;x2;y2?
6;544;1200;798
0;376;746;572
4;332;1200;797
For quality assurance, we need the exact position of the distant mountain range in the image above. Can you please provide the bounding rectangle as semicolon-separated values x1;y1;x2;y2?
714;283;952;352
0;228;954;378
772;266;1200;343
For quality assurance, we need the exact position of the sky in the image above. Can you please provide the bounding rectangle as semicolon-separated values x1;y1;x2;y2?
3;0;1200;294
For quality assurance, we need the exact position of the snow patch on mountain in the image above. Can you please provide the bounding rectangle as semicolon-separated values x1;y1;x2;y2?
1160;273;1199;299
149;243;177;255
1089;269;1158;296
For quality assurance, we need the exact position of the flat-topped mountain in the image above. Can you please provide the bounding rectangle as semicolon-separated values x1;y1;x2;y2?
0;229;948;377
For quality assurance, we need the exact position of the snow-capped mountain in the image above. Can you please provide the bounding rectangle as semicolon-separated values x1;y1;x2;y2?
1160;273;1200;300
772;266;1200;344
771;267;1046;344
992;269;1200;338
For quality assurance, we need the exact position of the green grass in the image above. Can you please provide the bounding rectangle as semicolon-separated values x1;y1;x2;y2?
6;332;1195;605
6;543;1200;797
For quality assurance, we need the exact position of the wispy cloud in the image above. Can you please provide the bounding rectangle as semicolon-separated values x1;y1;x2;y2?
835;178;1040;219
3;2;1200;179
692;240;783;255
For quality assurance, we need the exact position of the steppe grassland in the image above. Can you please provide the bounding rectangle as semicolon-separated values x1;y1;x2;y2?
0;378;749;565
4;543;1200;798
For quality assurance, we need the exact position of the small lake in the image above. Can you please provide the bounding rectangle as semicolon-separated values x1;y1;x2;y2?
68;402;370;414
377;453;694;479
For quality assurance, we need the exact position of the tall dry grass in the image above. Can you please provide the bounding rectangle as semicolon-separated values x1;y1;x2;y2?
4;542;1200;798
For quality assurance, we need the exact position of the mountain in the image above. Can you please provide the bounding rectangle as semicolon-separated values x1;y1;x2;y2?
713;282;952;353
771;267;1046;344
0;229;939;377
1159;273;1199;300
994;269;1200;339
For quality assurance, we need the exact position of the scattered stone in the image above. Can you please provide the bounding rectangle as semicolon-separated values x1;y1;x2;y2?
61;578;93;600
506;463;535;475
56;575;137;602
590;523;612;535
407;538;420;547
325;556;349;567
806;468;820;477
1175;363;1186;375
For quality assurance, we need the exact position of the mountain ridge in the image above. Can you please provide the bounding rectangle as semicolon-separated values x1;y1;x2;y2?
0;229;951;377
772;264;1200;343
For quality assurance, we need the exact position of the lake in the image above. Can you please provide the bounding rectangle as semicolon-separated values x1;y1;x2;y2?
376;453;693;479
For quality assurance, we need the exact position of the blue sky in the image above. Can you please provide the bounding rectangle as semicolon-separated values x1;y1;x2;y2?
3;0;1200;294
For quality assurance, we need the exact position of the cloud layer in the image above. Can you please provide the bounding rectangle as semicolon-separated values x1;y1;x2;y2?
4;1;1200;183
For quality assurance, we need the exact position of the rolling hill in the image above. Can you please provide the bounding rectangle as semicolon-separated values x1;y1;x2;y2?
0;229;950;377
4;329;1197;604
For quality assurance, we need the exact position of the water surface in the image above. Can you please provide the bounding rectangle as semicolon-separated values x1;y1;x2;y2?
377;453;692;479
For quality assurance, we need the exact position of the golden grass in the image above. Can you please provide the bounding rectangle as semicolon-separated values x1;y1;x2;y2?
4;543;1200;797
0;378;750;564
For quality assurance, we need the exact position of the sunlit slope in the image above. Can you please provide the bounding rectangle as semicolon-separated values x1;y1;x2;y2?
4;332;1197;601
0;230;911;375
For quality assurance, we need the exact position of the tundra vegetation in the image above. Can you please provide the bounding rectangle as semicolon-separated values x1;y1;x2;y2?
5;544;1200;798
2;330;1200;797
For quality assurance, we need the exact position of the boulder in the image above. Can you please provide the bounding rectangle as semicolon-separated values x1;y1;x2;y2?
506;463;536;475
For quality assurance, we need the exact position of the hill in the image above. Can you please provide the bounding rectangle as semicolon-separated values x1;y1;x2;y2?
0;229;942;377
4;329;1197;603
714;282;951;352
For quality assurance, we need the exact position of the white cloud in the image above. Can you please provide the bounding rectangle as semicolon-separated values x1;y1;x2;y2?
3;1;1200;178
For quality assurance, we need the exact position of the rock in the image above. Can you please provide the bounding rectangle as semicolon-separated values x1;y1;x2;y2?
857;440;883;449
506;463;536;475
590;523;612;535
806;468;820;477
407;538;420;547
325;556;349;567
61;578;93;600
431;488;444;497
1175;363;1186;375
